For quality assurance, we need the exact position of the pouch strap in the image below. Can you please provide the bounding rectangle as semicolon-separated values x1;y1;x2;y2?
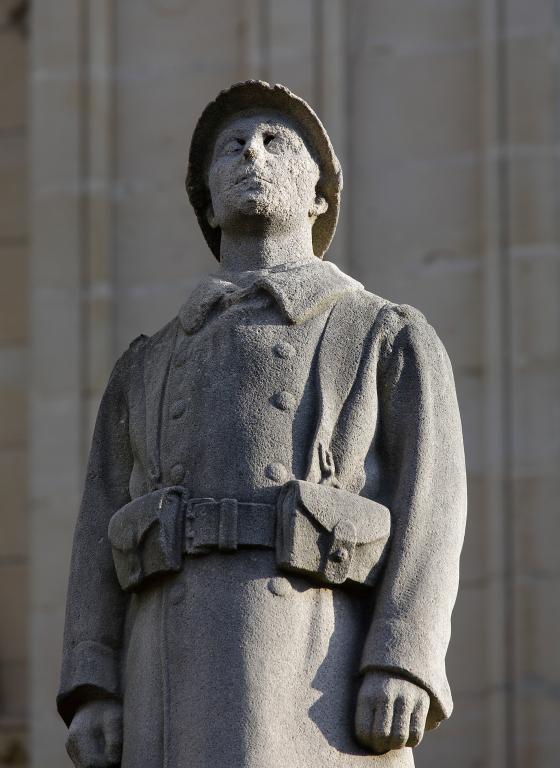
183;498;276;555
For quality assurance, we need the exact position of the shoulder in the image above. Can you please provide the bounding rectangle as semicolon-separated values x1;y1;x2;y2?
373;301;453;382
112;317;179;384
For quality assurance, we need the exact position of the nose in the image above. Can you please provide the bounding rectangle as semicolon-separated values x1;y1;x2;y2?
242;136;260;161
243;144;257;160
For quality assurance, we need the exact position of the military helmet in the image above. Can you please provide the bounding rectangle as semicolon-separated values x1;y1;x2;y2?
186;80;343;261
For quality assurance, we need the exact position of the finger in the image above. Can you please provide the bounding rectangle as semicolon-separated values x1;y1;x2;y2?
370;697;393;754
66;728;104;768
65;731;82;767
407;695;429;748
354;690;375;747
387;696;411;750
103;710;123;765
104;733;123;766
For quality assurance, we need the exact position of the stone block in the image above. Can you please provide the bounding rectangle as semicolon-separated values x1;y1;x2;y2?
415;689;486;768
30;288;81;398
0;450;27;558
516;576;560;685
513;476;560;576
0;563;27;659
0;136;26;240
0;658;27;721
505;0;558;32
508;154;558;246
268;0;314;103
347;0;477;50
0;245;28;344
0;26;27;131
511;253;560;367
511;368;559;473
351;160;481;280
446;583;488;695
507;36;558;146
0;381;26;450
349;45;480;160
517;695;560;768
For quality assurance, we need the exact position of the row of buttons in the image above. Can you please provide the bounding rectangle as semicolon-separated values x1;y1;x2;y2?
163;339;298;486
167;460;289;486
268;341;296;481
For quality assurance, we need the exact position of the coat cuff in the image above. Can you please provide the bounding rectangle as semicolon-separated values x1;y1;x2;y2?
57;640;121;726
360;617;452;730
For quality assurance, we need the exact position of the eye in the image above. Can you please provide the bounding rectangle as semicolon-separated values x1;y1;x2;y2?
222;137;245;155
263;133;275;146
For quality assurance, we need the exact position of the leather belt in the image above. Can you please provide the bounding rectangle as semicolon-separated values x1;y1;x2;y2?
183;497;276;555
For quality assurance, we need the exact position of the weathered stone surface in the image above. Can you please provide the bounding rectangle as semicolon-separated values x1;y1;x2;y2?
59;82;466;768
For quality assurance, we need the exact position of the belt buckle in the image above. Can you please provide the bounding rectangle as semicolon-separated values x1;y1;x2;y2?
218;498;238;553
184;497;239;554
184;497;214;555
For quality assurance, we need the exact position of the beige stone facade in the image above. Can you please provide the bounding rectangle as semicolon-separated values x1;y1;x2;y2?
0;1;558;766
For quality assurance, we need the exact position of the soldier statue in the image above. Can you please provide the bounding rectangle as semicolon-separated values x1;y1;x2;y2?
58;81;467;768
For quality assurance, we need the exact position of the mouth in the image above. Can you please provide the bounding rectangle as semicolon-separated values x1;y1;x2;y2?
235;170;272;186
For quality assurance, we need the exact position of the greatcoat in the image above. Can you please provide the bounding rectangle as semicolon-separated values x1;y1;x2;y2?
58;259;467;768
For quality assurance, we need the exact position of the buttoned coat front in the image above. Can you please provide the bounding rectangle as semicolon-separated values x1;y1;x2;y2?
58;261;467;768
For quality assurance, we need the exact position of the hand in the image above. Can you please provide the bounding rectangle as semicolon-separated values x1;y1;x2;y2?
66;699;123;768
354;671;430;754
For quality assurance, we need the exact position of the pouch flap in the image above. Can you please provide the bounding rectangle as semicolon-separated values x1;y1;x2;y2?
108;486;186;592
108;486;184;552
283;479;390;544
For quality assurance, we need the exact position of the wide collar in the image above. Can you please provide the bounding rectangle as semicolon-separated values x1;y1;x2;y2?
178;260;363;334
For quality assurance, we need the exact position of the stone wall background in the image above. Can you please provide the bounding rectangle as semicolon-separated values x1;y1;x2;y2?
0;0;558;766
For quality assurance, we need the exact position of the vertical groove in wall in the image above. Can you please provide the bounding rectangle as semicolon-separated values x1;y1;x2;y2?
495;1;516;765
81;0;117;456
343;4;353;276
259;0;270;82
79;0;89;474
312;0;324;116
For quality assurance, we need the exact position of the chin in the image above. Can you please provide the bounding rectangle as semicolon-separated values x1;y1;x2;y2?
234;194;276;218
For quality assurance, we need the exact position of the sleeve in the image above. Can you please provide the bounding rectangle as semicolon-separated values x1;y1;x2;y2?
57;349;135;727
359;304;467;730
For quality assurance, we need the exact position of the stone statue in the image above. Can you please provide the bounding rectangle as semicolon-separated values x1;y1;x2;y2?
58;81;467;768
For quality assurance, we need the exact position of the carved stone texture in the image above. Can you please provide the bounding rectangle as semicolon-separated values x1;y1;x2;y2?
58;81;467;768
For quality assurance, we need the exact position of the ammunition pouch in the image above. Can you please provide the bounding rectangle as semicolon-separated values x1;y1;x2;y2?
276;480;391;587
108;481;391;592
108;486;186;592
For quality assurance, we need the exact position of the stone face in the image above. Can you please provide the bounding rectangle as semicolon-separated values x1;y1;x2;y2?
58;82;466;768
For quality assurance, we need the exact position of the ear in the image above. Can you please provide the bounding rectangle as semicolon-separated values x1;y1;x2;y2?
206;204;219;229
309;195;328;220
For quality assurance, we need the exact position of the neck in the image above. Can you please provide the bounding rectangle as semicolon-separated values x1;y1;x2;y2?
217;224;316;273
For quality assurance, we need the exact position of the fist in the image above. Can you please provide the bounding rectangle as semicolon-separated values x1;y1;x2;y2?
354;671;430;754
66;699;123;768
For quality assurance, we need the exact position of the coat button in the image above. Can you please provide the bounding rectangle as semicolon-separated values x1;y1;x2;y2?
170;399;186;419
273;342;296;359
265;463;288;483
267;577;293;597
271;391;296;411
169;463;185;484
175;348;189;368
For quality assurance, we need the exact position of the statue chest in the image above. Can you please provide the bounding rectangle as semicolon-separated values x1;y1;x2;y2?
131;298;330;501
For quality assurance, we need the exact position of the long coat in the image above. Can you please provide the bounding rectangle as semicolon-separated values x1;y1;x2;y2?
58;260;467;768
